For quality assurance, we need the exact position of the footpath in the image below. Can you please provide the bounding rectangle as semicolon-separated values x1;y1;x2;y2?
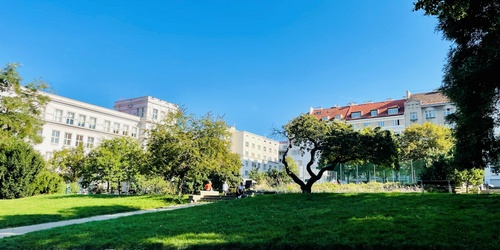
0;202;206;239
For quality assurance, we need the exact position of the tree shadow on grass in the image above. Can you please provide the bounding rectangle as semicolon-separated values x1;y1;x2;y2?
1;193;499;249
0;205;139;229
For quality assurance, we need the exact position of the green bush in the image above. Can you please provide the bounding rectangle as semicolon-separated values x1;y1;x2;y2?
0;139;45;199
29;170;64;195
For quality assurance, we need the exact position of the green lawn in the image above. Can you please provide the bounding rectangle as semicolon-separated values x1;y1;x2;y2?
0;194;180;229
0;193;499;249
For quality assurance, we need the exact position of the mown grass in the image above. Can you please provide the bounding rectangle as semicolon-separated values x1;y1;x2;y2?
1;193;499;249
0;194;182;229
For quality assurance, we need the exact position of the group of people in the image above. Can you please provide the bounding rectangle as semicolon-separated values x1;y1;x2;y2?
204;180;246;198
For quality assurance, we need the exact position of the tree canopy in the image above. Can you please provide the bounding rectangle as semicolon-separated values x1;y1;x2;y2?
281;114;398;193
0;63;51;144
147;110;241;196
398;122;454;166
82;137;145;193
49;145;86;183
414;0;500;168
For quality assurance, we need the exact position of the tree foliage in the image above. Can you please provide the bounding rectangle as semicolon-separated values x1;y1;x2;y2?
147;110;241;196
281;114;399;193
0;138;46;199
82;137;145;193
49;145;86;183
398;122;454;166
0;63;51;144
414;0;500;168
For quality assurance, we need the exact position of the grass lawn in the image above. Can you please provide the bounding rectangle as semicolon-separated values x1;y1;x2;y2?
0;193;499;249
0;194;181;229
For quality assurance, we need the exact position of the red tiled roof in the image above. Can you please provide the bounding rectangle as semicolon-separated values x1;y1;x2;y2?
408;91;450;105
311;99;406;121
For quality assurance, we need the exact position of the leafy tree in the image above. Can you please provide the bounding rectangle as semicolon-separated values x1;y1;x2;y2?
420;153;455;181
0;63;51;144
398;122;454;166
281;114;398;193
147;110;241;196
49;145;86;183
83;137;145;193
414;1;500;169
453;168;485;193
0;138;46;199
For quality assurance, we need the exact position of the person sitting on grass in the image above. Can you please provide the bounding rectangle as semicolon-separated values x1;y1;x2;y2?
236;182;245;198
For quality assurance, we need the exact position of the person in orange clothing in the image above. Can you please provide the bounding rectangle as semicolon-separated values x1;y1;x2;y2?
204;181;212;191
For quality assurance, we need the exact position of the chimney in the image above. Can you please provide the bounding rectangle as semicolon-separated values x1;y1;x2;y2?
406;90;411;99
309;106;313;114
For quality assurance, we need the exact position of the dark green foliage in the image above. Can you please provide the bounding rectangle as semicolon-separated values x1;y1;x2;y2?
29;170;64;195
414;0;500;168
0;139;45;199
420;154;455;181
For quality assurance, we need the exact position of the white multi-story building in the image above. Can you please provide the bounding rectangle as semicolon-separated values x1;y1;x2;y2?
35;92;146;160
229;127;281;178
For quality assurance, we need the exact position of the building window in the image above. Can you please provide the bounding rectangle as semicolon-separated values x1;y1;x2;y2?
245;142;249;147
388;108;399;115
364;122;370;127
370;110;378;117
78;115;86;127
444;108;454;116
76;135;84;146
51;130;60;144
252;143;255;149
334;115;342;120
263;146;266;152
378;121;385;127
63;133;72;146
123;125;129;136
410;112;418;121
321;116;329;121
393;120;400;126
131;127;138;137
104;120;111;133
54;109;63;122
86;137;95;149
137;108;145;117
245;151;249;157
89;117;97;129
351;112;362;119
152;109;158;120
113;122;120;134
425;110;436;119
66;112;75;125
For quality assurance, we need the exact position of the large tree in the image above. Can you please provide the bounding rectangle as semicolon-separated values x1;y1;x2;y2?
398;122;454;166
281;114;398;193
0;63;51;144
147;110;241;196
49;145;86;183
82;137;145;193
414;0;500;169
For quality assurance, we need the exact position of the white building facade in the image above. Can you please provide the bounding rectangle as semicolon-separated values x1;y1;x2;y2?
229;127;281;178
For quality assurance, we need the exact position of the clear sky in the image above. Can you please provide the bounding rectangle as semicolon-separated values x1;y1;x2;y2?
1;0;450;137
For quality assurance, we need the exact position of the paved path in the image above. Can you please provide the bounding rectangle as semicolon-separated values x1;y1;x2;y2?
0;202;206;239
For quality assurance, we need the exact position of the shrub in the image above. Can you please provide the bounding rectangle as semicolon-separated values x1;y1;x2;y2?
0;139;45;199
29;170;64;195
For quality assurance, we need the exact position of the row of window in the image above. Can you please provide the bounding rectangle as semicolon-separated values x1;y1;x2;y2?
410;108;454;121
244;141;278;154
244;160;281;170
351;107;399;119
51;130;96;149
138;107;167;120
244;151;278;162
52;109;138;137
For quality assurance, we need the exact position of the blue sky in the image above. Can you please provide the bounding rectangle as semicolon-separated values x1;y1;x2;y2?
1;0;449;137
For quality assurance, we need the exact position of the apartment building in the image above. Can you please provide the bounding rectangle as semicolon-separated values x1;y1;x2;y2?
404;91;455;127
229;127;281;178
35;92;144;160
310;98;406;134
